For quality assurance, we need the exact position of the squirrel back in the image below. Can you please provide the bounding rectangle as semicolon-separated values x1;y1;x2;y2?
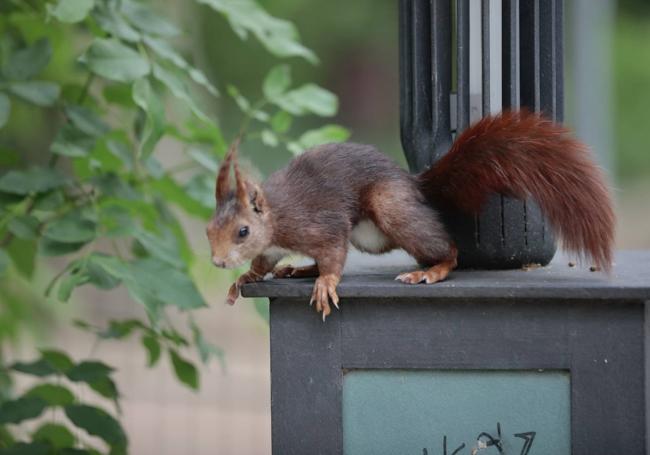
418;110;615;270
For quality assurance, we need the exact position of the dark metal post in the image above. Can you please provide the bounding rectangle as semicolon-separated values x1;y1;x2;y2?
399;0;452;171
399;0;563;268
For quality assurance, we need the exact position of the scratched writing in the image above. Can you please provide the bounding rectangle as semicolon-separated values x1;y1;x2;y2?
421;423;536;455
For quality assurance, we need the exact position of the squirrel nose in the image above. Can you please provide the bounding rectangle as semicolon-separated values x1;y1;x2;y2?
212;257;226;268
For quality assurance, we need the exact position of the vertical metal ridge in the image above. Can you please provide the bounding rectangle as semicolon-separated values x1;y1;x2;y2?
398;0;412;150
430;0;453;164
481;0;491;115
523;200;529;246
539;0;557;119
520;0;540;112
502;0;520;109
457;0;470;131
500;195;506;246
412;0;433;156
555;0;564;121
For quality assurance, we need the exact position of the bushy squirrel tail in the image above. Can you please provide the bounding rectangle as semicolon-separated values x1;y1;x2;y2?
418;110;615;270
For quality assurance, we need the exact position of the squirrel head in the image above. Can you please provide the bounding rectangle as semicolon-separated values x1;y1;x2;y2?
206;140;272;269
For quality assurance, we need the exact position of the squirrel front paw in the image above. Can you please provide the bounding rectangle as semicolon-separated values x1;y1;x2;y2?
310;274;340;321
273;265;296;279
273;263;319;279
226;271;263;305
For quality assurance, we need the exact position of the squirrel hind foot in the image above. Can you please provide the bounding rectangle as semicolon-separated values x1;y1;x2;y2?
395;262;455;285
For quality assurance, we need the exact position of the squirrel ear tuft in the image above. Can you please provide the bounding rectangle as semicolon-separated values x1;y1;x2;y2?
248;182;266;214
233;158;249;208
215;137;241;203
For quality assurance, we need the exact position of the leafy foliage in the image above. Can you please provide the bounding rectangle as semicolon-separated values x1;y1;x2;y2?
0;0;348;452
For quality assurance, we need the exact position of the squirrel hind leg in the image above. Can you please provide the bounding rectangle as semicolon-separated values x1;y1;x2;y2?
365;180;454;272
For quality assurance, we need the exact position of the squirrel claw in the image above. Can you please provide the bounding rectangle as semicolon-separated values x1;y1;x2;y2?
226;282;239;305
396;263;454;285
310;274;339;320
273;265;295;279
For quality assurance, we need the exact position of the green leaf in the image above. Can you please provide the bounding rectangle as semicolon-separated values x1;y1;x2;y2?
66;361;113;383
124;257;207;312
152;63;210;122
161;329;189;347
149;176;212;218
40;350;74;371
141;334;161;367
11;359;57;377
88;377;119;401
73;254;204;319
270;111;292;133
132;78;165;158
65;105;110;137
169;349;198;390
140;36;219;96
40;238;87;257
188;67;219;97
103;83;136;107
85;254;122;289
92;4;140;42
50;124;95;157
64;404;127;449
8;81;60;106
0;425;15;446
81;39;150;82
99;319;144;339
57;269;89;302
120;0;180;37
34;190;66;212
0;167;67;195
6;237;37;278
44;212;96;244
298;124;350;149
263;65;291;100
7;215;39;239
47;0;95;23
142;35;187;68
271;84;338;117
0;441;51;455
0;93;11;128
24;384;75;406
3;38;52;81
105;139;134;170
196;0;317;63
133;228;185;268
261;129;278;147
32;423;75;449
0;397;47;424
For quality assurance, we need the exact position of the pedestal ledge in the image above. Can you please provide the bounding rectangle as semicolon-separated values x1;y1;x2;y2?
242;250;650;301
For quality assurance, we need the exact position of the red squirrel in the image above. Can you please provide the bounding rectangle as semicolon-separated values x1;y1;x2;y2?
206;111;615;320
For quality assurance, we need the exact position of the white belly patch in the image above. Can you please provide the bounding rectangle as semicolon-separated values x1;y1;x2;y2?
263;246;298;263
350;219;391;254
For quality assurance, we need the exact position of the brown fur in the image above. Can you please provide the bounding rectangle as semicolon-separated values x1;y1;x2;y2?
418;110;615;271
208;113;615;318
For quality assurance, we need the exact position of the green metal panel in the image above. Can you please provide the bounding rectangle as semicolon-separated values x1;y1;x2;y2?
343;370;570;455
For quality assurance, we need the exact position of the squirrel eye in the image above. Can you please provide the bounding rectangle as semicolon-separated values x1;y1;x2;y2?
238;226;250;238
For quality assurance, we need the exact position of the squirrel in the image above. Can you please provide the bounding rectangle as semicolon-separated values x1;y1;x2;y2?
206;111;615;320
